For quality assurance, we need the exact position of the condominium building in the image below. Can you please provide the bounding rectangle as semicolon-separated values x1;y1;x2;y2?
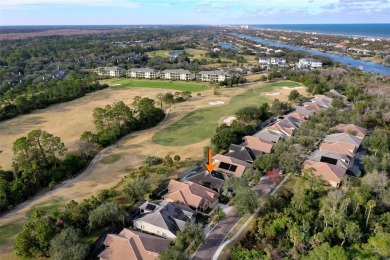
196;70;231;82
126;68;160;79
161;69;194;81
297;58;323;69
94;67;125;77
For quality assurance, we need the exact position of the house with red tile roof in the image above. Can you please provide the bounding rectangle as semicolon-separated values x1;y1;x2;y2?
212;154;252;178
241;136;274;154
98;229;171;260
302;160;347;187
162;180;219;211
335;124;368;139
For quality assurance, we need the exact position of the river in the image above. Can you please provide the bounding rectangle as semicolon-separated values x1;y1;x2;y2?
233;33;390;75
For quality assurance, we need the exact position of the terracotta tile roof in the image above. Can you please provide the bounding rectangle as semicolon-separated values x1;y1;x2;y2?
241;136;274;154
285;111;308;121
304;101;324;111
335;124;368;138
303;160;346;186
213;154;252;177
163;180;219;209
98;229;171;260
319;141;356;156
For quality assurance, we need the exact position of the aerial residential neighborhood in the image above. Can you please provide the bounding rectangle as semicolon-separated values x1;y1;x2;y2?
0;4;389;260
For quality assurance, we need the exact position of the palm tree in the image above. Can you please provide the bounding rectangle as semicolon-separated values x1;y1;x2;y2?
365;199;376;227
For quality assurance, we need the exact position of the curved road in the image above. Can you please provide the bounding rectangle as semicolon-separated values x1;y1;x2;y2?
0;108;171;223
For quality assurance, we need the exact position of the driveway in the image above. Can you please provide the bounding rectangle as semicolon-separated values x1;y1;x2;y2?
192;176;276;260
193;208;241;260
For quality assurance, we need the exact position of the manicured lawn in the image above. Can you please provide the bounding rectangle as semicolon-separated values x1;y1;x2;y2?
0;223;23;245
270;81;301;87
153;84;279;146
25;198;64;217
101;154;122;164
101;78;209;92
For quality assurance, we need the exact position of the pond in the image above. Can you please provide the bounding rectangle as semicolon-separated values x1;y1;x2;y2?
169;50;184;57
233;33;390;75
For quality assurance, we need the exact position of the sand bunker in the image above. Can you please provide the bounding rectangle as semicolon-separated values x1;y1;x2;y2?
265;92;280;96
223;116;236;125
113;84;122;86
282;86;303;90
209;101;225;105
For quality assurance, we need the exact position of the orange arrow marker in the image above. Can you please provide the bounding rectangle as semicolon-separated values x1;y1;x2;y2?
204;149;216;173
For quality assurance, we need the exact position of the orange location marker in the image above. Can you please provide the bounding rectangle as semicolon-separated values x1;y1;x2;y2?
204;149;216;173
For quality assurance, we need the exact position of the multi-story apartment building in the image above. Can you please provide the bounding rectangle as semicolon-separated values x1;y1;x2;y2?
94;67;125;77
297;58;323;69
196;70;231;82
160;69;194;81
126;68;160;79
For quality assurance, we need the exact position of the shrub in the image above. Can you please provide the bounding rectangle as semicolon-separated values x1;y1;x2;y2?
145;156;163;166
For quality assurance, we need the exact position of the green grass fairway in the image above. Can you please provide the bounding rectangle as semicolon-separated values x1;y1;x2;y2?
270;81;301;87
101;78;209;92
0;223;23;245
153;84;282;146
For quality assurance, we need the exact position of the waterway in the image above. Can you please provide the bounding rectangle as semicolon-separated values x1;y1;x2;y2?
233;33;390;75
219;42;239;51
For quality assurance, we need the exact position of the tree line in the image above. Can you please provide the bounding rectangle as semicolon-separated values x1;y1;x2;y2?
0;97;164;212
0;73;108;121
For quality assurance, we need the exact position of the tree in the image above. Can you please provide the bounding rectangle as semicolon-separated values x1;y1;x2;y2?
243;168;262;185
174;223;205;251
254;154;278;171
288;90;302;102
271;99;290;116
78;131;99;158
232;188;259;215
13;129;67;173
159;247;189;260
365;199;376;227
124;177;151;204
340;222;361;246
331;98;346;109
211;125;237;151
14;210;57;258
156;93;164;109
363;129;390;156
88;202;125;230
366;232;390;258
164;155;174;167
163;92;174;104
174;155;181;163
49;227;89;260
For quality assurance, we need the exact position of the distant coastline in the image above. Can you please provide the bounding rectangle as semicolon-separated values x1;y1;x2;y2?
237;24;390;39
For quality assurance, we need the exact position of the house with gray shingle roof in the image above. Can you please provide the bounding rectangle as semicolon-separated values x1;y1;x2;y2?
308;150;353;169
224;144;256;164
133;200;196;240
323;133;362;148
253;128;287;143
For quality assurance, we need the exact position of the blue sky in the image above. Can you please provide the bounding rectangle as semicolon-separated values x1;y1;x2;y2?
0;0;389;25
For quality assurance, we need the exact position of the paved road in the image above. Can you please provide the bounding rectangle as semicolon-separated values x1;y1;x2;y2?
192;177;275;260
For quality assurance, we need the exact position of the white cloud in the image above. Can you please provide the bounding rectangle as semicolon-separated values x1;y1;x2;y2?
0;0;139;9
